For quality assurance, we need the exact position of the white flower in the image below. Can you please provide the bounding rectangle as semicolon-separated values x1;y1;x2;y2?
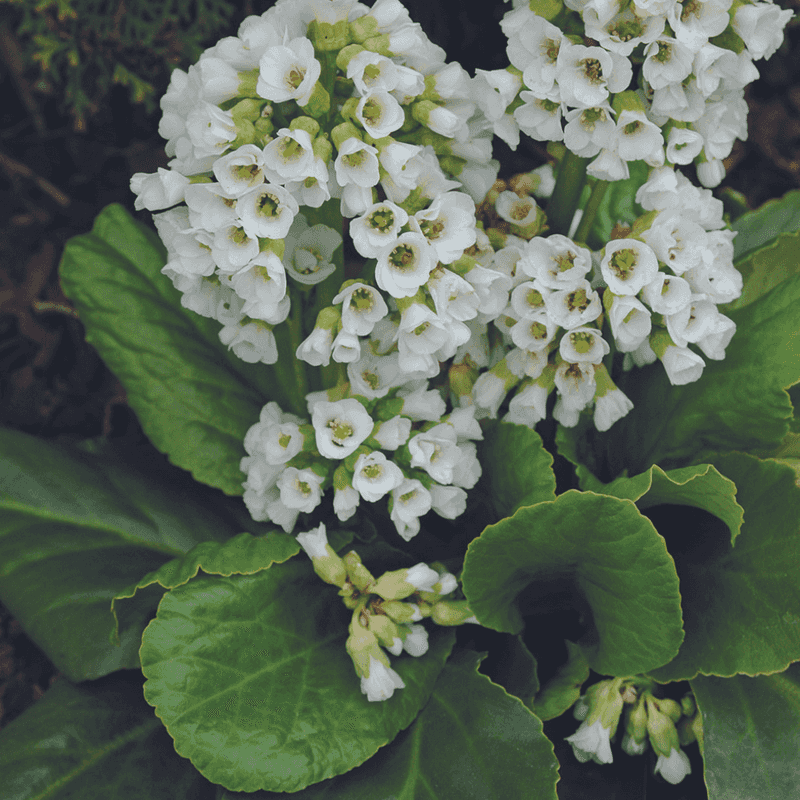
505;382;550;428
375;232;437;299
331;329;361;363
262;127;315;184
555;361;597;410
643;39;693;90
654;747;692;784
373;416;412;450
399;623;429;657
665;296;720;347
515;95;564;143
429;484;468;519
352;452;405;502
334;484;360;521
350;201;409;258
543;280;602;329
361;655;405;702
355;90;406;139
212;144;266;196
607;294;652;352
219;319;278;364
594;388;634;431
284;215;342;285
666;127;704;165
257;37;321;105
297;326;334;366
130;168;189;211
390;479;432;541
615;110;664;164
334;138;380;188
564;105;616;158
496;192;541;228
566;718;614;765
261;420;304;465
408;423;461;485
521;235;592;290
238;183;299;240
661;344;705;385
641;273;692;315
560;327;610;364
696;313;736;360
277;467;324;513
411;192;477;265
600;239;659;296
333;282;388;336
184;183;238;232
312;399;374;459
296;523;329;559
733;2;793;61
347;351;401;399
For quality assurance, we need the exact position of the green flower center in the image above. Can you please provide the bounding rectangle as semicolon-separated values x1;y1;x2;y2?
256;192;279;217
351;287;374;311
287;67;305;90
567;288;590;312
363;464;383;479
420;218;445;240
389;245;416;270
369;209;394;232
570;331;594;354
581;58;604;85
328;419;354;444
609;248;638;279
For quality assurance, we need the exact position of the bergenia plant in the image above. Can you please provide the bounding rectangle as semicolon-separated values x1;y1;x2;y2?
1;0;799;798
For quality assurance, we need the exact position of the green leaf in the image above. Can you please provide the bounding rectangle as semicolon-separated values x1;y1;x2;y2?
140;560;456;793
585;161;649;250
534;640;590;722
691;663;800;800
580;463;744;544
112;530;301;648
0;427;234;681
461;491;684;676
478;420;556;518
216;650;560;800
730;189;800;265
651;453;800;682
575;273;800;480
59;203;285;495
0;674;215;800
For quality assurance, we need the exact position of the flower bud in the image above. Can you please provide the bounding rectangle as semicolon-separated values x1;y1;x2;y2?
380;600;423;624
342;551;376;592
296;523;348;587
430;599;478;626
373;563;440;600
645;696;681;757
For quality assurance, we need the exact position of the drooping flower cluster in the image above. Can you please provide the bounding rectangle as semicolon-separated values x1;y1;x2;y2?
241;391;482;538
567;677;701;785
130;0;498;367
296;524;478;701
459;161;741;430
480;0;792;185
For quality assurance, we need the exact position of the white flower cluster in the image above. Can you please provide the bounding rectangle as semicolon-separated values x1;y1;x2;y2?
463;160;741;431
130;0;498;367
483;0;792;185
241;390;483;538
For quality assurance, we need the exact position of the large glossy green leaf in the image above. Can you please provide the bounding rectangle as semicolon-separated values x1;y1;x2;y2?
651;453;800;682
478;420;556;519
0;427;234;681
580;463;744;544
691;663;800;800
0;674;214;800
140;560;456;793
730;189;800;265
112;530;301;649
534;640;590;722
216;650;559;800
461;491;684;676
569;273;800;480
59;203;288;495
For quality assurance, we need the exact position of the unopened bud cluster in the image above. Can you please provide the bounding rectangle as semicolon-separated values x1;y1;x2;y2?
296;523;478;701
241;391;482;538
464;162;740;431
480;0;792;186
567;677;702;784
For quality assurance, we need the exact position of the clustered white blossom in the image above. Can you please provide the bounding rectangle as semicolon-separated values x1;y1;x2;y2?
465;162;741;431
295;523;477;701
241;393;482;538
567;678;700;785
483;0;793;186
131;0;499;367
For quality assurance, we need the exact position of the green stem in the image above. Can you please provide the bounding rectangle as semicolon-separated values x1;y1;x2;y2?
287;294;309;403
573;179;609;246
546;151;590;237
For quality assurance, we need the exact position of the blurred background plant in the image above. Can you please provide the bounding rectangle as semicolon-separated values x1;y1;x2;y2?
0;0;238;129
